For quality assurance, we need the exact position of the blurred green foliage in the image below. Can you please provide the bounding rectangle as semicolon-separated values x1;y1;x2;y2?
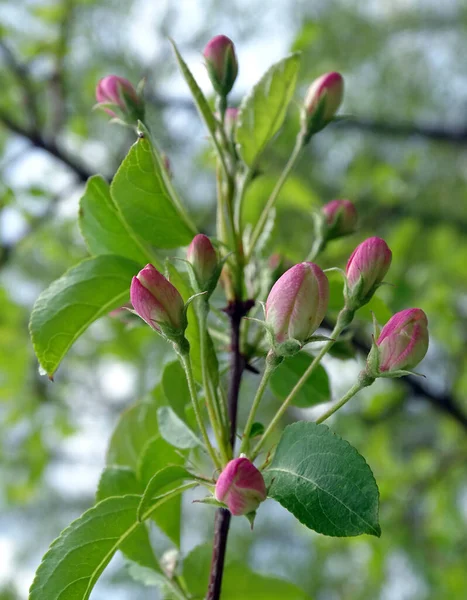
1;0;467;598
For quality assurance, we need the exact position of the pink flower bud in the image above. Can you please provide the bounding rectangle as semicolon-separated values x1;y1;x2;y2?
215;458;267;516
203;35;238;96
187;234;218;290
346;237;392;305
96;75;139;117
304;72;344;121
376;308;429;372
130;264;185;333
266;262;329;344
322;199;357;238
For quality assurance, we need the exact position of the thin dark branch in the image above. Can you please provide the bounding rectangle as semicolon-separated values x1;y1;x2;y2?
0;110;93;182
207;299;251;600
147;92;467;146
48;0;74;133
0;39;40;130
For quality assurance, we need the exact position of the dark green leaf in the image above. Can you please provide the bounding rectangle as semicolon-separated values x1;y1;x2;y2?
28;495;144;600
79;175;150;264
265;421;381;537
157;406;202;449
110;136;195;249
236;53;301;167
30;255;139;377
270;351;330;408
249;422;265;438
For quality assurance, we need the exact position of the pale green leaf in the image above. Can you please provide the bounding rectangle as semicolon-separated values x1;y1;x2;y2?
110;136;195;249
236;53;301;167
157;406;202;449
78;175;150;264
30;255;139;377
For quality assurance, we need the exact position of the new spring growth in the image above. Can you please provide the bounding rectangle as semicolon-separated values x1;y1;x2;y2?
322;199;358;240
366;308;429;378
203;35;238;96
186;234;220;297
265;262;329;356
345;237;392;311
215;458;267;517
130;264;188;345
95;75;144;124
301;71;344;140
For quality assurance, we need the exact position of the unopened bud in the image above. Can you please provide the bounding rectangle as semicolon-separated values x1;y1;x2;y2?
215;458;267;516
302;72;344;139
266;262;329;348
130;264;185;337
203;35;238;96
322;199;357;239
187;234;218;293
375;308;429;373
95;75;144;122
345;237;392;309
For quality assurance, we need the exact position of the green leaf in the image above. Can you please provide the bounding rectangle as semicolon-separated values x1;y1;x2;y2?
28;495;144;600
30;255;139;377
157;406;202;449
265;421;381;537
236;53;301;167
110;136;195;249
107;400;160;470
270;351;330;408
183;544;311;600
137;435;185;546
138;466;195;521
29;490;191;600
169;40;218;142
96;468;159;571
78;175;150;264
162;360;190;419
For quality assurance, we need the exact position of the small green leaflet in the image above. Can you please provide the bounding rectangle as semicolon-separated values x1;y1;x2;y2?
29;255;140;377
236;53;301;167
265;421;381;537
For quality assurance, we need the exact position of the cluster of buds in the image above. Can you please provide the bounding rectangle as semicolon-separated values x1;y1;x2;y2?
301;71;344;141
215;457;267;518
265;262;329;357
203;35;238;97
364;308;429;380
95;75;145;125
345;237;392;311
